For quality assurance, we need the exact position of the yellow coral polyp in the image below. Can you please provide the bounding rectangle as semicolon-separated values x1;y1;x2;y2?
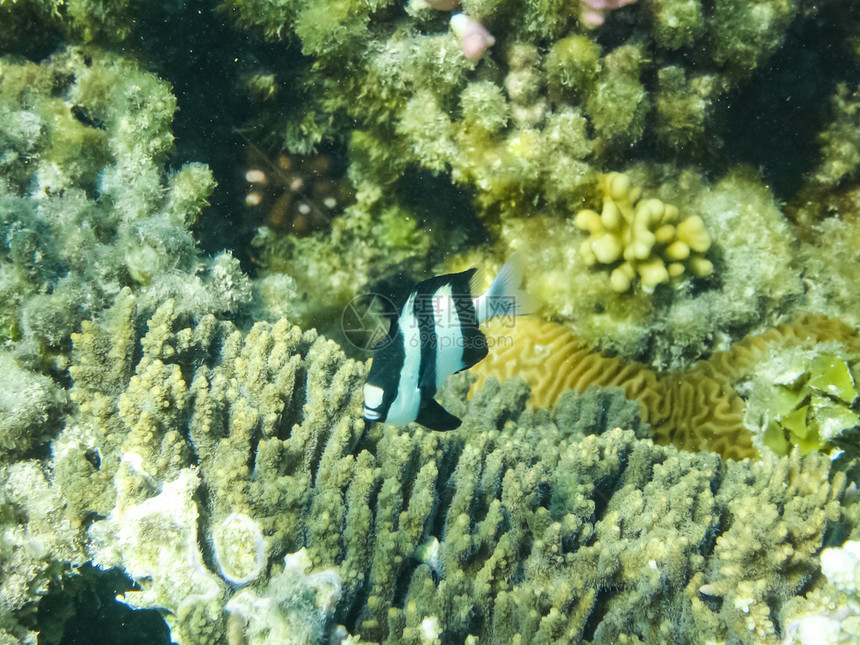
576;172;713;293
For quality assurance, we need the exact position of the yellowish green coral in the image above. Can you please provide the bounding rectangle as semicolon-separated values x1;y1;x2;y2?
575;171;713;292
4;294;845;644
490;167;804;370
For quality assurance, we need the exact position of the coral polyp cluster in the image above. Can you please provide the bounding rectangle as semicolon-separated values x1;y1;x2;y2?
243;146;353;237
576;172;713;292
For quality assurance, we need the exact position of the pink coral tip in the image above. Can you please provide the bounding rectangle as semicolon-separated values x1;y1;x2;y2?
579;0;638;28
450;13;495;61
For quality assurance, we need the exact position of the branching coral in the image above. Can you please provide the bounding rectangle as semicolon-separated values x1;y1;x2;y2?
576;172;713;292
0;48;249;372
0;297;848;644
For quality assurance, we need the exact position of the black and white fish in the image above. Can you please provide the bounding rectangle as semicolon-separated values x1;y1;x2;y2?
363;258;531;431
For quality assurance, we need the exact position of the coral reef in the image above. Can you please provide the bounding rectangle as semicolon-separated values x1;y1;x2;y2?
813;84;860;189
0;48;250;375
0;300;850;644
472;314;860;460
0;0;859;643
209;0;845;371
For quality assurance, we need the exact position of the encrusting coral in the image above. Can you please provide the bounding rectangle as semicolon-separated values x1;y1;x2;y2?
0;296;849;644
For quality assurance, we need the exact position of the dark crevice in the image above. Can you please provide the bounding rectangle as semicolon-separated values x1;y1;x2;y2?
41;565;171;645
129;0;309;275
591;448;633;524
716;2;860;200
390;557;422;609
429;439;466;541
581;584;620;642
191;478;219;584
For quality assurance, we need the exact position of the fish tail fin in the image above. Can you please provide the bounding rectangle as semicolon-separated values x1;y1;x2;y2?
474;254;538;324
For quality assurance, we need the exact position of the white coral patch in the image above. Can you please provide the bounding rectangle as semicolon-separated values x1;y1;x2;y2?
213;513;266;585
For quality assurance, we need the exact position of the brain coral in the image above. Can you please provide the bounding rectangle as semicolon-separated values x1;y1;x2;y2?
472;314;860;460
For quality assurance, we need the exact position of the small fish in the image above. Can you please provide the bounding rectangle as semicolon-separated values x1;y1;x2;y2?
363;258;532;431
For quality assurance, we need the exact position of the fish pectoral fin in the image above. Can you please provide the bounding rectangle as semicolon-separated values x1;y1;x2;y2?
415;393;462;431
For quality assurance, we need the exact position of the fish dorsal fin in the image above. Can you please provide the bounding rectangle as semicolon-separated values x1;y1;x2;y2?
474;253;538;323
415;391;462;431
468;265;486;297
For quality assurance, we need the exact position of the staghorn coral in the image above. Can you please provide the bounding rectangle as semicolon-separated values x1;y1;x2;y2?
575;172;713;293
699;453;844;642
0;297;849;644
